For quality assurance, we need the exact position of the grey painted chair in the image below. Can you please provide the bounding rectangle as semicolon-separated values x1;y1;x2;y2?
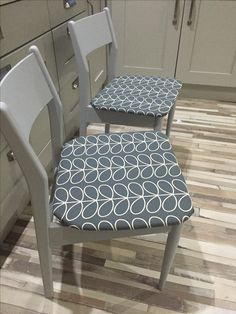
0;46;194;298
68;7;182;137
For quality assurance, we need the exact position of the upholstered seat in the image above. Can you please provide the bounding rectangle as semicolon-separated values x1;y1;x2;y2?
52;131;193;231
91;76;182;118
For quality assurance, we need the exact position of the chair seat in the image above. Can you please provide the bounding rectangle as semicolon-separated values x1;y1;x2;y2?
52;131;193;231
91;76;182;118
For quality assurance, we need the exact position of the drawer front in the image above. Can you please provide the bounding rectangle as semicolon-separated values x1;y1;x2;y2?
0;0;50;57
52;12;86;86
0;112;52;204
0;144;23;202
0;31;58;153
59;72;80;117
47;0;87;28
0;107;51;202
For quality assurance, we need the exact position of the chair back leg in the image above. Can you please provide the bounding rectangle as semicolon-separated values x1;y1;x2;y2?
166;102;177;137
153;117;163;131
158;224;183;290
105;123;110;134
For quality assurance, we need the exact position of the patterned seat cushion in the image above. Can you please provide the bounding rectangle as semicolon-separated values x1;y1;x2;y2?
91;76;182;117
52;131;193;231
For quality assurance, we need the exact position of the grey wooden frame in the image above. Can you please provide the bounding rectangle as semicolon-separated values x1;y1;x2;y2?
0;46;182;298
68;8;176;137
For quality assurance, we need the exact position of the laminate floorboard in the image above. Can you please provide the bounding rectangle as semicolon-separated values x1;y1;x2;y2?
1;98;236;313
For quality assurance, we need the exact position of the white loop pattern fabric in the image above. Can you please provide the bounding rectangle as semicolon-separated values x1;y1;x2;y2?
52;131;193;231
91;76;182;117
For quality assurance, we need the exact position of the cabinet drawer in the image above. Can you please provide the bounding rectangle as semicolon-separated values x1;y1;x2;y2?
0;0;50;57
0;106;51;203
52;12;86;87
47;0;87;28
0;144;23;202
0;31;58;153
52;13;87;116
59;71;79;116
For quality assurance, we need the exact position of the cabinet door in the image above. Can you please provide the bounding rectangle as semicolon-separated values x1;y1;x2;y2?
176;0;236;87
111;0;184;77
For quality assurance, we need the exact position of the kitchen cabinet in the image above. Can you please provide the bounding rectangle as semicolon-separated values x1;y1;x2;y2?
111;0;236;91
176;0;236;88
111;0;184;77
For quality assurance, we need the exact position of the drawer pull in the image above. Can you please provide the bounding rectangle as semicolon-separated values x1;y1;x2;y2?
94;70;104;83
187;0;195;26
7;150;15;162
87;0;94;15
72;77;79;89
65;54;74;65
64;0;77;9
172;0;179;25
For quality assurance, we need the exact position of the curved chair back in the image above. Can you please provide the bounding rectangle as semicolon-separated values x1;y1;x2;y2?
68;8;118;107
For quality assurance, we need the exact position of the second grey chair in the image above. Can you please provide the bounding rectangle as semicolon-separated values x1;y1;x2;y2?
68;7;182;137
0;46;193;298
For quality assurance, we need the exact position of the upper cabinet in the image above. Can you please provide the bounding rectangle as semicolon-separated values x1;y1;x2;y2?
111;0;236;88
176;0;236;87
111;0;184;77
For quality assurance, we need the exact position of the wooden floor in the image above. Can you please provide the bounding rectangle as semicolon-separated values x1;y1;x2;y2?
1;98;236;314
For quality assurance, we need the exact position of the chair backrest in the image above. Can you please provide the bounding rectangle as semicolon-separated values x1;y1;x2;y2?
68;7;118;107
0;46;64;220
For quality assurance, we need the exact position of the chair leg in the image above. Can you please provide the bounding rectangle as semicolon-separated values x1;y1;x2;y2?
154;117;163;131
79;122;87;137
34;219;53;298
158;224;183;290
105;123;110;134
166;102;176;137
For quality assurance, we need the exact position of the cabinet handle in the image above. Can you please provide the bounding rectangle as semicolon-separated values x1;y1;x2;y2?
72;77;79;89
87;0;94;15
64;0;77;9
7;150;15;162
187;0;195;26
172;0;179;25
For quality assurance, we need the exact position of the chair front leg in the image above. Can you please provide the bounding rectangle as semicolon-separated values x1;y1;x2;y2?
158;224;183;290
33;214;53;298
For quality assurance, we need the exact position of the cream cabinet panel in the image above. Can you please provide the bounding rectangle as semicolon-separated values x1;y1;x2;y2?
111;0;184;77
0;0;50;57
0;32;58;154
176;0;236;87
47;0;87;28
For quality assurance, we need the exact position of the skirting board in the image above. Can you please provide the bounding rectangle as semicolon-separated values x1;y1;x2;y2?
180;84;236;102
